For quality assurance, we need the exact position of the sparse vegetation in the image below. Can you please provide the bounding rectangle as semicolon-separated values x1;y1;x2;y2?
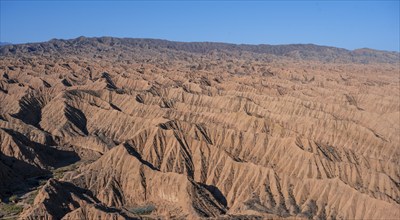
8;195;19;203
0;202;23;216
127;204;156;215
38;179;48;186
52;162;81;180
26;190;39;205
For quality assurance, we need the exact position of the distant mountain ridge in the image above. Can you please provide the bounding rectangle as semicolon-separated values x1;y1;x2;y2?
1;36;398;63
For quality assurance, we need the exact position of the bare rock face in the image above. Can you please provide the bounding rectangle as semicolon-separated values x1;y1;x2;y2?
67;144;227;218
0;37;399;219
20;178;131;220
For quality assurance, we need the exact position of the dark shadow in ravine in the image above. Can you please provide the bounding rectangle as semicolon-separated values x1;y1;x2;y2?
65;104;89;136
2;128;80;168
0;152;50;200
201;183;228;208
123;142;159;171
0;128;81;200
11;94;44;128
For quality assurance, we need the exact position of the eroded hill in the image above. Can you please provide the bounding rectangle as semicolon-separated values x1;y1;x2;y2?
0;37;399;219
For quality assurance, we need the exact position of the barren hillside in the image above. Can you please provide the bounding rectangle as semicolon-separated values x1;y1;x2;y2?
0;37;399;219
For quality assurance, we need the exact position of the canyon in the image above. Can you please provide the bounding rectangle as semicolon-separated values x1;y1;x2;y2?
0;37;399;219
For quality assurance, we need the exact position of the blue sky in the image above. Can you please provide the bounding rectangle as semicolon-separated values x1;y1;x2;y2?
1;1;399;51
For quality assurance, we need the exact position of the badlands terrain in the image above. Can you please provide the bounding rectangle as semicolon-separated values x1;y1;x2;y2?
0;37;399;219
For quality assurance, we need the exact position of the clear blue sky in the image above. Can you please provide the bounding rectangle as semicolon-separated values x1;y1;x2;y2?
1;1;399;51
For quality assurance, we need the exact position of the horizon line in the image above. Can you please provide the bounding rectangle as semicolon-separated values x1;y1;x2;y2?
1;35;399;53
